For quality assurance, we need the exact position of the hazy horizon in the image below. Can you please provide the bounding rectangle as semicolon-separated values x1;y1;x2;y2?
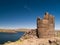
0;0;60;30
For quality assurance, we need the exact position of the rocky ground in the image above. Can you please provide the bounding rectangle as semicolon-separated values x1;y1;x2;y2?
3;37;60;45
3;30;60;45
3;33;60;45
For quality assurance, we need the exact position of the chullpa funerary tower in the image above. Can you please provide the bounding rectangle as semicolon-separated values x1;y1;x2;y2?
37;12;55;38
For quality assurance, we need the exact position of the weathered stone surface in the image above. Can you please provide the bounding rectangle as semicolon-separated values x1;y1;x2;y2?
20;29;37;40
4;37;60;45
37;12;55;38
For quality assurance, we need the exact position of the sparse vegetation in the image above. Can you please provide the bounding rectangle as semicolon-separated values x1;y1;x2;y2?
3;31;60;45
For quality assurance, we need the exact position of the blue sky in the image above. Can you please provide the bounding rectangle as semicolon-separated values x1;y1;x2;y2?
0;0;60;29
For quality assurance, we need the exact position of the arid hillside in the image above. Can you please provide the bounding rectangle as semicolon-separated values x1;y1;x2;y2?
0;29;60;33
0;29;31;33
0;29;16;33
3;30;60;45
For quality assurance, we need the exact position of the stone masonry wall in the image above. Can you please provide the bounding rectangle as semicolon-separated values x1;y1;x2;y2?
37;12;55;38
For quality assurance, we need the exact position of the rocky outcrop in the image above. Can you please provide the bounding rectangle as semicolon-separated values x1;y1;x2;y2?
20;29;37;40
4;37;60;45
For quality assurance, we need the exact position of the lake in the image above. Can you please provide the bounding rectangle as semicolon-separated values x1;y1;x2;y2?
0;32;25;44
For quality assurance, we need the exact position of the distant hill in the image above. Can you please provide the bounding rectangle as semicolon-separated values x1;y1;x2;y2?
0;29;16;33
15;29;31;32
0;29;60;33
0;29;31;33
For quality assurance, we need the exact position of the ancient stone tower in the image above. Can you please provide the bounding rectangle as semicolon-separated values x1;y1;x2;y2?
37;12;55;38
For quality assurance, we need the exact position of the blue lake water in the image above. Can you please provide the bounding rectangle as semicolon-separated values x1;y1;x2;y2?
0;32;25;44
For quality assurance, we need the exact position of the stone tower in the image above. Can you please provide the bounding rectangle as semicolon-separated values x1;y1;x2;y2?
37;12;55;38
